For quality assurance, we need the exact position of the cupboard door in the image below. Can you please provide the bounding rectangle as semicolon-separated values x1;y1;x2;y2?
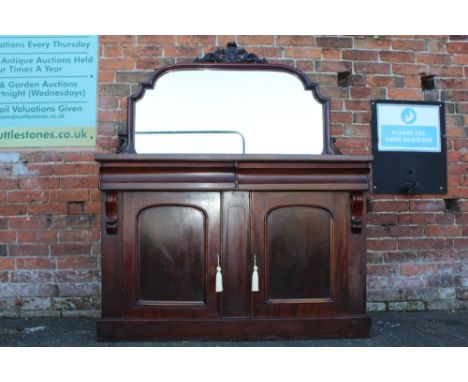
251;192;348;317
122;192;221;318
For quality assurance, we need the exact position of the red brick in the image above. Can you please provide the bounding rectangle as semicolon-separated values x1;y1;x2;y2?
425;225;461;237
26;164;54;176
391;39;426;51
0;271;8;282
416;53;451;65
16;258;56;270
276;36;315;46
99;58;135;70
98;70;115;83
331;111;353;123
135;58;175;70
51;243;93;256
49;190;89;202
295;60;314;72
380;51;415;63
342;50;378;61
102;46;122;58
315;60;352;73
98;97;119;109
56;256;97;270
398;238;453;250
401;264;437;276
354;37;391;49
445;91;468;102
334;137;367;149
84;202;101;214
163;46;202;57
454;238;468;249
367;76;403;87
356;62;393;75
322;49;341;60
344;100;371;111
17;230;57;243
429;212;455;227
97;109;127;122
392;64;427;75
398;213;436;225
237;36;274;45
53;163;97;176
19;178;59;190
369;200;409;213
137;35;176;44
0;231;16;243
246;47;283;58
284;47;321;59
447;42;468;53
367;239;398;251
410;200;446;212
123;46;163;57
316;37;353;48
452;54;468;64
9;244;49;257
0;204;27;216
27;203;68;215
59;229;99;242
367;213;399;225
54;270;96;283
367;264;399;274
176;36;216;45
388;88;422;100
100;35;136;44
60;176;99;189
0;178;19;189
11;271;53;283
7;191;48;203
0;258;14;270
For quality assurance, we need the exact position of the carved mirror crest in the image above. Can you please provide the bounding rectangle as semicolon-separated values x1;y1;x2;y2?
120;42;337;155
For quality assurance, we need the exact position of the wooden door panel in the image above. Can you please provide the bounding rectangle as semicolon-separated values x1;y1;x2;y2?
123;192;221;318
266;205;331;300
139;205;205;302
251;192;347;317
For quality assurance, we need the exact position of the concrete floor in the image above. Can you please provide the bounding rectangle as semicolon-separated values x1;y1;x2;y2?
0;311;467;346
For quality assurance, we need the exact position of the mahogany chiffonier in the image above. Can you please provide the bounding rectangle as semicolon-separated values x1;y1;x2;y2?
96;43;373;340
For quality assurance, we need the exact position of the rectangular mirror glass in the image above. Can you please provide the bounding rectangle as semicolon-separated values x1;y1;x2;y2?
134;69;324;154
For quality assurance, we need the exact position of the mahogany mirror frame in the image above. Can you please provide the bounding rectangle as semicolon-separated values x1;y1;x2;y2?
118;43;338;156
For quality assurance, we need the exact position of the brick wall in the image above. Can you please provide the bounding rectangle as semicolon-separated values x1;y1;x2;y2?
0;35;467;317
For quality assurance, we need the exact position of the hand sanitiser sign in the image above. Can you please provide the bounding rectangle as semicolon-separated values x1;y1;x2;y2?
0;36;98;148
376;102;442;153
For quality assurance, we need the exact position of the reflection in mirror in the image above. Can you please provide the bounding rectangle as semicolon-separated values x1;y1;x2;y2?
135;70;324;154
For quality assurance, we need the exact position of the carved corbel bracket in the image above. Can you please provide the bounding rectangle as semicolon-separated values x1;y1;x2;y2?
105;191;118;234
350;191;364;234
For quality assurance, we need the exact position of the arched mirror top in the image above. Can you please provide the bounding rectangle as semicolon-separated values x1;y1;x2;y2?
120;42;337;155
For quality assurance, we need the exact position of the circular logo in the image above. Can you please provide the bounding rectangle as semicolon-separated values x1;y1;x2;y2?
401;108;417;124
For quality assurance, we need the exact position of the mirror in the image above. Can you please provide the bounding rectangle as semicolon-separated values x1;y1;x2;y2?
134;68;325;155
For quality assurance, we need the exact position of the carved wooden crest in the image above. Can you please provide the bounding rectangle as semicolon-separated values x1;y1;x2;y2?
194;42;267;63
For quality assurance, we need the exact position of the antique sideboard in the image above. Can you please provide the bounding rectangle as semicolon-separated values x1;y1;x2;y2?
96;43;372;340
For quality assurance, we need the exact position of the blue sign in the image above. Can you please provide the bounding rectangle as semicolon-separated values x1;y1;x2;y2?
377;103;441;152
0;36;98;147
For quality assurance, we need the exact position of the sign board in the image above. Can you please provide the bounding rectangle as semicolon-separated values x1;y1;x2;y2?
371;100;447;195
0;35;98;148
376;103;441;152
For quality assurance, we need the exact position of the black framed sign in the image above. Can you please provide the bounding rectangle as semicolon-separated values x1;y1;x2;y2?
371;100;447;194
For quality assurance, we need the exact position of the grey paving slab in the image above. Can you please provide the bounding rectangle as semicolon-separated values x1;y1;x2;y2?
0;311;467;346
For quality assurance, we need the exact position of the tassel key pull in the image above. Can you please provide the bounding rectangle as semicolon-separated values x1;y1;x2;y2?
251;255;259;292
215;255;223;293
